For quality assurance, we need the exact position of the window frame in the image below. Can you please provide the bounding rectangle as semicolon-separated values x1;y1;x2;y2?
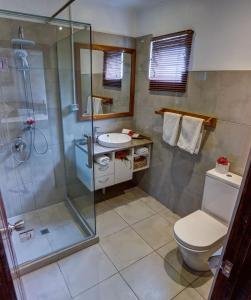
103;51;123;88
149;30;194;93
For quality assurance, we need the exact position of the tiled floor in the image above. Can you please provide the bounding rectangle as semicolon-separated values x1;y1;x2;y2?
20;187;213;300
9;202;89;265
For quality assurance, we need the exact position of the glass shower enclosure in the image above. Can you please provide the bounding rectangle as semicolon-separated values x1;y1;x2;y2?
0;8;96;282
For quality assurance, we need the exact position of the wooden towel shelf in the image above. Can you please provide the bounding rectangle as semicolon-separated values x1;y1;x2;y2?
155;108;217;128
93;95;113;105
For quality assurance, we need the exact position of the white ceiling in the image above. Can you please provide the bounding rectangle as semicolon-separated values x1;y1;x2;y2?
81;0;166;10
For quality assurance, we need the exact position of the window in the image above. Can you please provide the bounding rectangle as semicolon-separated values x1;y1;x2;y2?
149;30;194;93
103;51;123;88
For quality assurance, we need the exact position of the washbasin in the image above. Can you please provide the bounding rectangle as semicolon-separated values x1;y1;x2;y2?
97;133;132;148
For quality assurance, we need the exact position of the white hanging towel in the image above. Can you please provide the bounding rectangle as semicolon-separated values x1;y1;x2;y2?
86;96;103;115
93;97;103;114
86;96;92;115
162;112;182;146
177;116;204;154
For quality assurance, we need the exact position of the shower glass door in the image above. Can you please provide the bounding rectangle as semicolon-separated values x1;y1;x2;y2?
57;23;96;235
0;9;96;271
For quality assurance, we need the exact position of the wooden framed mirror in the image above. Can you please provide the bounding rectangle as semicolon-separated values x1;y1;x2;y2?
74;43;136;121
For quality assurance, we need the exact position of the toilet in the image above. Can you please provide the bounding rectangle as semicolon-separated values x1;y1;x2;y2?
174;168;242;271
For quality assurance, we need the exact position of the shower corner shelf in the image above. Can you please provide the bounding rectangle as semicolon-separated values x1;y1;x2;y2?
155;108;217;128
1;114;48;124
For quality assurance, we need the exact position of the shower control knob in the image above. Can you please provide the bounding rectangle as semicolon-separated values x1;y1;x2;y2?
8;220;25;233
14;137;26;152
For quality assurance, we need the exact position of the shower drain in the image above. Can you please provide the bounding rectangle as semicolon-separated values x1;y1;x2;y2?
40;228;50;235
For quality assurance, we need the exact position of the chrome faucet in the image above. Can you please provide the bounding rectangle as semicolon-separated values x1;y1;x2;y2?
93;126;104;142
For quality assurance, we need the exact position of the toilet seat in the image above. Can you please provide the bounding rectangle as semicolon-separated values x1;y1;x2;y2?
174;210;228;251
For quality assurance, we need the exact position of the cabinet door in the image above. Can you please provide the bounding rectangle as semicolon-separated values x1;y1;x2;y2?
75;146;93;191
95;174;114;190
94;161;114;177
114;153;133;184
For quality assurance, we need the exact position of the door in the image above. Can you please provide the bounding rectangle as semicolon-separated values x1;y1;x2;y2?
0;191;25;300
57;22;96;235
210;149;251;299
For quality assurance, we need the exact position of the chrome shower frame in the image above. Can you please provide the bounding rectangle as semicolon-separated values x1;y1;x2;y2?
0;9;97;275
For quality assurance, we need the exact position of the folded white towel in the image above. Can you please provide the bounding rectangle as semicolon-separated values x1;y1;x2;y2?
95;155;110;166
163;112;182;146
177;116;204;154
135;147;149;156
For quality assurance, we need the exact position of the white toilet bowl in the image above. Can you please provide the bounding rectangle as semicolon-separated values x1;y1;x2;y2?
173;169;242;272
174;210;228;271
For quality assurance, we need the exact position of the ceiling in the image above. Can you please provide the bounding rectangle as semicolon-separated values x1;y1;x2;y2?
82;0;166;10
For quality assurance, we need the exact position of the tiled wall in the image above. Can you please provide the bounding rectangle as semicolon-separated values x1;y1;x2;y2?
0;18;67;217
0;17;135;218
133;35;251;216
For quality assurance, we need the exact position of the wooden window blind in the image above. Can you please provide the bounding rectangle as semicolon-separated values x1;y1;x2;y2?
103;51;123;88
149;30;194;93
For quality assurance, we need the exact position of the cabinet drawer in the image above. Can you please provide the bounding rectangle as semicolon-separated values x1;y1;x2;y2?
95;174;114;190
94;161;114;177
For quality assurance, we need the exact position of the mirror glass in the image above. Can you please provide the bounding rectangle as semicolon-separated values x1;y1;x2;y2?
75;44;135;120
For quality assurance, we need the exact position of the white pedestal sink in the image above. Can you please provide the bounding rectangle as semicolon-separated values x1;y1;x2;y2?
97;133;132;148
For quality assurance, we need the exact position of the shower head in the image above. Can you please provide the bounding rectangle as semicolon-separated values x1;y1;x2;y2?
11;26;35;48
14;49;29;68
11;38;35;47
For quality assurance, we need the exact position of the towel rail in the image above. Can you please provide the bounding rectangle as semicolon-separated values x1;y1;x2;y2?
93;95;113;105
155;108;217;128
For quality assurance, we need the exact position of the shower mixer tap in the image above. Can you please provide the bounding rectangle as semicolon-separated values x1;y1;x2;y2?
14;137;26;152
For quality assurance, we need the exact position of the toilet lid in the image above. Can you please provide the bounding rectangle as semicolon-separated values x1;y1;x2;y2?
174;210;228;251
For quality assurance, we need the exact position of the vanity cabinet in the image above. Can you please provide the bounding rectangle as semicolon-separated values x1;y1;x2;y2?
94;159;114;177
75;145;93;191
94;154;115;189
75;140;152;191
114;150;133;185
95;173;115;190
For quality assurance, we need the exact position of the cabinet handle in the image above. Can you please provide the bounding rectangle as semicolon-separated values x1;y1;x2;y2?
84;134;93;169
98;165;109;171
98;177;109;183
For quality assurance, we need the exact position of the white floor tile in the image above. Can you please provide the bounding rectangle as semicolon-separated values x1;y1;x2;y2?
101;227;153;270
9;202;89;265
58;244;117;297
114;199;155;225
9;211;52;265
132;214;173;249
141;196;168;213
45;222;86;251
121;252;188;300
172;287;204;300
159;207;180;225
106;194;131;209
22;263;71;300
38;202;75;226
74;274;138;300
95;201;112;214
96;210;128;238
157;241;200;283
191;274;214;299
